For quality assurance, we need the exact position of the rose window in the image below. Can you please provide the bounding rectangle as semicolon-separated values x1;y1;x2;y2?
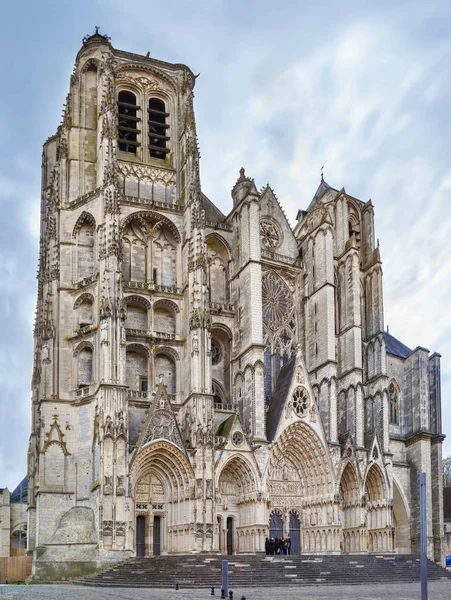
292;387;310;417
232;431;243;447
211;340;222;365
262;271;293;329
260;219;280;249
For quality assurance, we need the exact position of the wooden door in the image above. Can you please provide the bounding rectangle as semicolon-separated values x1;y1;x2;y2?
136;515;146;557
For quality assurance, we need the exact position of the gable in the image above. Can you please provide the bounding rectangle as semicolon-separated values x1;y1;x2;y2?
134;383;185;455
259;186;299;258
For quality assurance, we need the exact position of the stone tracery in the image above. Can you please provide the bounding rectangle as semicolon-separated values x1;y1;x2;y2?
262;270;296;403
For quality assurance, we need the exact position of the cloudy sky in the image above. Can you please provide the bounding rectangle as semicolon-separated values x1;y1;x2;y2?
0;0;450;490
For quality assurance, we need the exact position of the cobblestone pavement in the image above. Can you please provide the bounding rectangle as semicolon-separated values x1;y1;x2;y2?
1;581;451;600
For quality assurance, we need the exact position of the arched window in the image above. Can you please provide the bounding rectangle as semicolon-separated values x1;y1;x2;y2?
76;221;95;280
78;298;93;328
347;202;361;246
125;301;148;331
389;382;399;425
126;347;148;392
262;270;296;403
207;236;229;305
154;353;175;395
117;91;140;154
264;339;272;404
148;98;170;159
154;305;175;335
78;346;93;388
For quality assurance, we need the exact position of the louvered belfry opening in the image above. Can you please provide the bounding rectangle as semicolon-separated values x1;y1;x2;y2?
148;98;170;159
117;91;140;153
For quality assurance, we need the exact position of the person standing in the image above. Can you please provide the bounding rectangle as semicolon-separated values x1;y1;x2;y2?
269;537;275;555
265;537;270;556
286;536;291;556
280;538;285;556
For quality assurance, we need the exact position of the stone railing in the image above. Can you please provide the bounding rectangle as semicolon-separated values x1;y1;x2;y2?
127;390;176;402
154;331;176;341
125;328;177;341
261;249;302;267
205;221;233;232
125;328;149;338
123;281;181;295
209;302;234;314
215;403;233;411
122;195;183;213
127;390;149;399
75;384;95;398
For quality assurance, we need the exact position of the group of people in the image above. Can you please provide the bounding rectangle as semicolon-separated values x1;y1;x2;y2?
265;536;291;556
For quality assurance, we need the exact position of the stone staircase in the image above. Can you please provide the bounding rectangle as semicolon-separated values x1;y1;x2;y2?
77;554;451;588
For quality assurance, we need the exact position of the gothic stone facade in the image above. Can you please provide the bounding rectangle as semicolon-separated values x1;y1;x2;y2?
27;31;445;579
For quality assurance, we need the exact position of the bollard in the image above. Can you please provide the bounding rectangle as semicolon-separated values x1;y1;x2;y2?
175;582;179;590
221;588;225;599
229;591;233;600
211;586;215;595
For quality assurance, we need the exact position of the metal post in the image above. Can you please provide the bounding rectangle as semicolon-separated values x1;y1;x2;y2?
420;472;428;600
222;559;228;596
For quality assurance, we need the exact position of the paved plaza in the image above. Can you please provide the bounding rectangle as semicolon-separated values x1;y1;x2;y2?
1;582;451;600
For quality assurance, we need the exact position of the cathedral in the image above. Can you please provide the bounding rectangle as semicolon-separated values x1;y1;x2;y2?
27;30;445;580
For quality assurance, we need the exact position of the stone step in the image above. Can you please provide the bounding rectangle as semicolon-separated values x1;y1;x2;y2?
77;554;451;589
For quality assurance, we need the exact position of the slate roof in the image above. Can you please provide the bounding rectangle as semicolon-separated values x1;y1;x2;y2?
385;332;412;359
305;178;339;212
216;414;235;438
10;476;27;504
266;357;296;442
202;193;226;224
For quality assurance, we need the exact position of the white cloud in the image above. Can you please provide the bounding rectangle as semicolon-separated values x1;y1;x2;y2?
200;19;451;454
1;1;451;489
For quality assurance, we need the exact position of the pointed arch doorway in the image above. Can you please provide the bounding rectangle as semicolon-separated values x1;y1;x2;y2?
130;440;195;556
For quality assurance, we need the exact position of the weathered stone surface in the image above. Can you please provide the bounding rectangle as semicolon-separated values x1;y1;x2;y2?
9;29;443;579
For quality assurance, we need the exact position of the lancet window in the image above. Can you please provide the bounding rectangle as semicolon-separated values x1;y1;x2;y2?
74;214;95;281
148;98;170;159
77;345;93;388
207;236;229;305
389;382;399;425
262;270;296;403
116;87;171;162
117;91;140;154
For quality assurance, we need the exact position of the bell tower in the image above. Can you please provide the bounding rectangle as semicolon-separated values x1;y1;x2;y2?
28;29;218;578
